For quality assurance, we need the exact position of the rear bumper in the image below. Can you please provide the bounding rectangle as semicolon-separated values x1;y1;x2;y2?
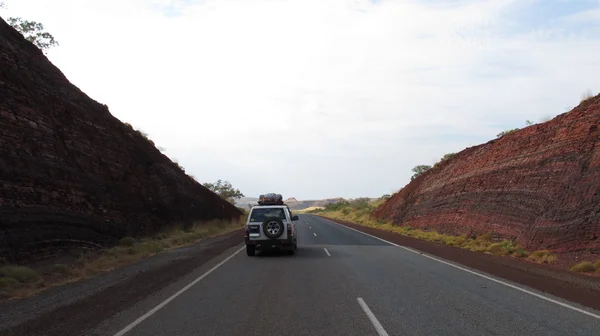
245;237;294;249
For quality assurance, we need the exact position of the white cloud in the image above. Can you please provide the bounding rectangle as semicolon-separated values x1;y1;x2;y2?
2;0;599;199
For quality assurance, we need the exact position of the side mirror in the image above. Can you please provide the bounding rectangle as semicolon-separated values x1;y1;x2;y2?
292;215;299;221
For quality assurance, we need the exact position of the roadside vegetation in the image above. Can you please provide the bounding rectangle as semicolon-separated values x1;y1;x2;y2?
294;206;325;214
0;217;245;300
308;198;559;267
569;260;600;275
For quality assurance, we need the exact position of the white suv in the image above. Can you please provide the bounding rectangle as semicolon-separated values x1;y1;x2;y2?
245;204;298;256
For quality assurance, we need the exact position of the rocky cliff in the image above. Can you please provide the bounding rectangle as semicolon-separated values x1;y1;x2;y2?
374;95;600;253
0;18;241;262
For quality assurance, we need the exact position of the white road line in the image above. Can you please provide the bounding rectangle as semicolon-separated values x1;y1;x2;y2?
324;248;331;256
309;226;312;229
313;232;317;237
112;245;245;336
357;297;389;336
319;216;600;320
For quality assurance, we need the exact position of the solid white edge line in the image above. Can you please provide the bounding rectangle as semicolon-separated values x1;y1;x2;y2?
357;297;389;336
315;216;600;320
324;248;331;256
112;245;246;336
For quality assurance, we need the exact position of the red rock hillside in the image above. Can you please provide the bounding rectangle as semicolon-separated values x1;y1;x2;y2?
0;18;241;262
373;95;600;253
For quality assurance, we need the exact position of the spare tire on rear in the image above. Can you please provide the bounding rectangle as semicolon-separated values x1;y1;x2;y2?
262;217;284;239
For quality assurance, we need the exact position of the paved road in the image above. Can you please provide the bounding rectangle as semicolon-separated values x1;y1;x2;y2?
94;215;600;336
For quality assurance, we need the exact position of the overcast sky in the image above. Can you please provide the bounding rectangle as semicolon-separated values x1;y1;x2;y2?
2;0;599;200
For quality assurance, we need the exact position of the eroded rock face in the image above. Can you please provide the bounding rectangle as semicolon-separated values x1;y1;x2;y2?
374;95;600;253
0;19;241;261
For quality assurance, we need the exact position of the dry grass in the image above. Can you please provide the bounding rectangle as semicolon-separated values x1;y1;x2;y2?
566;260;600;275
569;261;596;273
317;207;566;268
294;206;324;214
0;217;244;300
527;250;558;264
319;209;507;253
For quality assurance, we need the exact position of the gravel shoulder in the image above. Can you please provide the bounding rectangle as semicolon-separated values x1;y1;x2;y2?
0;228;243;336
318;215;600;312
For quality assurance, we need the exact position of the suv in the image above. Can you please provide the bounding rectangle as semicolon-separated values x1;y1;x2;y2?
245;194;298;256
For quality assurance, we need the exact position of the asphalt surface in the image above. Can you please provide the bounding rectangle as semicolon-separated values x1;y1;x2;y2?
92;215;600;336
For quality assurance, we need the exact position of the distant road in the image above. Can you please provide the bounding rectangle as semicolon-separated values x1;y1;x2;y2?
95;215;600;336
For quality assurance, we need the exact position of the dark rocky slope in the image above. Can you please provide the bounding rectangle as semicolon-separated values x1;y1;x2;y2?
374;95;600;253
0;18;241;262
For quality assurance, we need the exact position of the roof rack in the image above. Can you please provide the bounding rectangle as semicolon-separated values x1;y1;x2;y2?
257;193;284;205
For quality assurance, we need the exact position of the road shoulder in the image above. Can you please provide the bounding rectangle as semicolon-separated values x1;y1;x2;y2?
315;215;600;312
0;229;243;336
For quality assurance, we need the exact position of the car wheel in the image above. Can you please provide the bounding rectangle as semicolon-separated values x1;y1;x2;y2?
246;245;255;256
262;217;284;239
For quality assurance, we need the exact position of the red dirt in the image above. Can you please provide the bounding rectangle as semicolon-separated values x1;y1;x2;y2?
0;18;241;263
373;95;600;254
319;215;600;312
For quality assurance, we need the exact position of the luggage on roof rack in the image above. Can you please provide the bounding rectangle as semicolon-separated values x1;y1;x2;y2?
258;193;284;205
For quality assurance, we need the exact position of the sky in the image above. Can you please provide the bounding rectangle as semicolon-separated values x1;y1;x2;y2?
1;0;600;200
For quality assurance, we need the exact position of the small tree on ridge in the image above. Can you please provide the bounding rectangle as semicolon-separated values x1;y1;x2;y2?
203;179;245;204
1;1;59;53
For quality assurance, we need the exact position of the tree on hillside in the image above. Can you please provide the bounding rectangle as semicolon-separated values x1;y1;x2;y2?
1;2;59;53
203;179;245;204
410;165;431;180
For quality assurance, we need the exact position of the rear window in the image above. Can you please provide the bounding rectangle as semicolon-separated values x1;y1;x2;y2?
250;208;286;222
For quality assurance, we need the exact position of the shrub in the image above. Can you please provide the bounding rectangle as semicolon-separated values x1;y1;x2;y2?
500;240;517;254
486;243;508;255
528;250;557;264
476;232;492;242
570;261;596;273
512;249;528;258
119;237;136;247
0;266;40;283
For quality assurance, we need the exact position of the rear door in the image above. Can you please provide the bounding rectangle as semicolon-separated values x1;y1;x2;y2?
247;207;288;240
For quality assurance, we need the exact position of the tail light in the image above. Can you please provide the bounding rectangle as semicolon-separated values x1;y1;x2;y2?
245;228;249;238
287;224;291;237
